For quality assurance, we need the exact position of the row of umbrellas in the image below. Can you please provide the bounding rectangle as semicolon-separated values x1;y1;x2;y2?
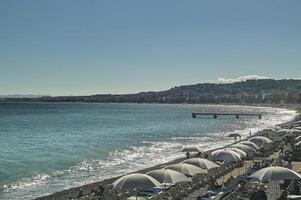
250;166;301;182
112;124;301;192
113;165;301;191
113;135;273;190
266;125;301;137
220;125;301;182
113;158;219;190
209;136;273;162
275;121;301;146
246;124;301;182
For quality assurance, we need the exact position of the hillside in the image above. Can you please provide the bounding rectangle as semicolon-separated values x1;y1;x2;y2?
1;79;301;104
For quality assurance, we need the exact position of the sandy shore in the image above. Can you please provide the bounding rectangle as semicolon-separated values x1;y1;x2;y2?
35;106;300;200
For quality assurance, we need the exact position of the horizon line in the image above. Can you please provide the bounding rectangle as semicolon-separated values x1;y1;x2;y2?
1;77;301;98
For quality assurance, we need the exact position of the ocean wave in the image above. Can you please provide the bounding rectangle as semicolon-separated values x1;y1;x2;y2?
0;107;297;199
0;129;264;195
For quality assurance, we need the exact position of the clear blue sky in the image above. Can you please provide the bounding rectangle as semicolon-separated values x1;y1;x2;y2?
0;0;300;95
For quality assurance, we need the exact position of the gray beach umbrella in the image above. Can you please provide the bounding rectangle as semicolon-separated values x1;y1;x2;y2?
225;147;247;159
238;141;260;150
290;130;301;136
113;173;160;190
146;169;191;184
250;166;301;182
181;147;201;153
183;158;220;171
210;149;242;162
231;144;257;156
295;141;301;147
295;136;301;143
165;163;208;177
293;127;301;130
248;136;273;147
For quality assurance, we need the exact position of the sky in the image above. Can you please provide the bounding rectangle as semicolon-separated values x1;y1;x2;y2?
0;0;301;96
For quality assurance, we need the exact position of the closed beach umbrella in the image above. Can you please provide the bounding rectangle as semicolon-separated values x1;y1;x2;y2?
293;127;301;131
294;120;301;125
238;141;260;150
277;129;290;136
226;148;247;159
250;166;301;182
231;144;257;156
165;163;207;177
290;130;301;137
295;136;301;143
248;136;273;147
293;123;301;129
295;141;301;147
181;147;201;152
146;169;191;184
113;173;160;190
210;149;241;162
183;158;220;171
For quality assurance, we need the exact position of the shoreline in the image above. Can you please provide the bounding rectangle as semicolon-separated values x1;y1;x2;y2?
34;105;300;200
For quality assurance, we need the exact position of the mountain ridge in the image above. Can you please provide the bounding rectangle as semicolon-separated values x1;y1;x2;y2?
1;79;301;104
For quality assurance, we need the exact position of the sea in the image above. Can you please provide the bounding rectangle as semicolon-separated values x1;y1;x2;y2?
0;103;297;199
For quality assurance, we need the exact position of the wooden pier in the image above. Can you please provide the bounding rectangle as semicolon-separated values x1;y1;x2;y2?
192;112;263;119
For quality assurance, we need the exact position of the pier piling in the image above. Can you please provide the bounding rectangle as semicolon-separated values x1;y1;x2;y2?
192;112;263;119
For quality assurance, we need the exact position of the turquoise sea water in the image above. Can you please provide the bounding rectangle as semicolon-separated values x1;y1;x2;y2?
0;103;297;199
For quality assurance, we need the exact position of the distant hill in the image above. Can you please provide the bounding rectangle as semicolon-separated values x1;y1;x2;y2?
1;79;301;104
0;94;46;98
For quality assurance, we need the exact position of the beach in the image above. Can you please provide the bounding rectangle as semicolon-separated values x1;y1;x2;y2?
2;0;301;198
33;105;300;200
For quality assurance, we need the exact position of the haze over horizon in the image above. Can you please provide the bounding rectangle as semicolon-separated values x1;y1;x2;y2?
1;0;301;96
0;75;269;97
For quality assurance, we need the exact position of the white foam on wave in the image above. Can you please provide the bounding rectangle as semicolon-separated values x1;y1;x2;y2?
1;107;297;199
2;174;51;192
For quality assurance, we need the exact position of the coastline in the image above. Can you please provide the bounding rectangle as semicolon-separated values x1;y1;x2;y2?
34;104;301;200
